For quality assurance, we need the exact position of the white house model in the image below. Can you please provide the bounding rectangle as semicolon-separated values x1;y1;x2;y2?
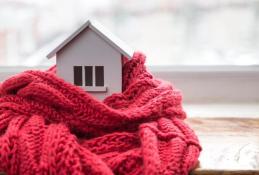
47;20;133;100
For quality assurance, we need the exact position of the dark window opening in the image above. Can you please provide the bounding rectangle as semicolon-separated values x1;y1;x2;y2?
85;66;93;86
95;66;104;86
73;66;82;86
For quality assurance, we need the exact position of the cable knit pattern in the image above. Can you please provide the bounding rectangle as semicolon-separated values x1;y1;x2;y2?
0;52;201;175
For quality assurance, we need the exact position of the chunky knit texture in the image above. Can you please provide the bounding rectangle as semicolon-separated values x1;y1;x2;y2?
0;52;201;175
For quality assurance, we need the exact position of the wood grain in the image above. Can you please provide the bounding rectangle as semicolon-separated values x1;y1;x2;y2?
0;118;258;175
187;118;259;175
191;170;259;175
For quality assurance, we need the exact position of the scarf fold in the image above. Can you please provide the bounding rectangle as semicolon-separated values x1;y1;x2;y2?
0;52;201;175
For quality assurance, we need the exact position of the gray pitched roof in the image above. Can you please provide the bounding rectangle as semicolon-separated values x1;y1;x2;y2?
47;20;133;59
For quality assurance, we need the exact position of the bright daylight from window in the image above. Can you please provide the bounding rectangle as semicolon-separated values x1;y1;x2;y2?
0;0;259;66
0;2;259;174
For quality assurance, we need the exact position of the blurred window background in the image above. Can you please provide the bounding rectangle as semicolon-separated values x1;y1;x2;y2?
0;0;259;66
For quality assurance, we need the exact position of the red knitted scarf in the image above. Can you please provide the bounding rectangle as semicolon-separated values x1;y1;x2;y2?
0;52;201;175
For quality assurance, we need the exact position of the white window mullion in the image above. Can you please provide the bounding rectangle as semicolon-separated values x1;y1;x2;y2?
82;66;85;86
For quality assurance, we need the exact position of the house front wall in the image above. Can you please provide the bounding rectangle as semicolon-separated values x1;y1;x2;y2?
56;28;122;100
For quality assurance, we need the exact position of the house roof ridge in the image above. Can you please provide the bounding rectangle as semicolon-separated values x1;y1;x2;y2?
46;19;133;59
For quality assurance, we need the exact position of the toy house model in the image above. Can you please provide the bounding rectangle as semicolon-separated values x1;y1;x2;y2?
47;20;133;100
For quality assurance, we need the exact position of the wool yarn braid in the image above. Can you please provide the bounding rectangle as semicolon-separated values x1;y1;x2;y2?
0;52;201;175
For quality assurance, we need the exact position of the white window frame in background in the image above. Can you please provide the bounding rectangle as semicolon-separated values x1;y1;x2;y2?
0;65;259;104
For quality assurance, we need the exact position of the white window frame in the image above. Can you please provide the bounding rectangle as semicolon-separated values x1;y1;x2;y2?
73;65;107;92
0;65;259;103
85;66;106;92
150;65;259;103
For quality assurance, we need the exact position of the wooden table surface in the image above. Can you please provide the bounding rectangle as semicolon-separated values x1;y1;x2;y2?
0;118;258;175
187;118;259;175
